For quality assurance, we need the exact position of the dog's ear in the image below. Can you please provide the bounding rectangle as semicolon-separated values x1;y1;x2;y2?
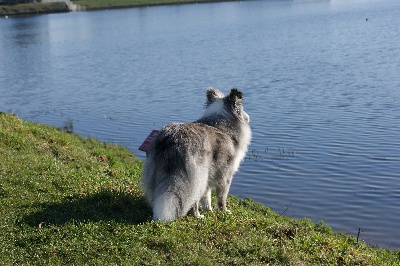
206;87;224;105
229;88;243;104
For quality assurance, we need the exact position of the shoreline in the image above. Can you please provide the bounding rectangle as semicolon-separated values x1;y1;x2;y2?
1;0;241;17
80;0;241;11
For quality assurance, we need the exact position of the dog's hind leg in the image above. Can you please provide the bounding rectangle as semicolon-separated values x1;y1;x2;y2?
189;201;204;219
200;187;212;211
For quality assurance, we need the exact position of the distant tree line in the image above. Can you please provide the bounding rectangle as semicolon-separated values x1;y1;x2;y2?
0;0;36;5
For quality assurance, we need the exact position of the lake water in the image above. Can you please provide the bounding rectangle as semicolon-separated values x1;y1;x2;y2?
1;0;399;249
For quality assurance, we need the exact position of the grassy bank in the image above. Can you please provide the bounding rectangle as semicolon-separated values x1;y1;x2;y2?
0;112;399;265
1;2;68;16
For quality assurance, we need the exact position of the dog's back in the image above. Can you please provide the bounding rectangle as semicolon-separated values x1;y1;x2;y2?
141;88;251;222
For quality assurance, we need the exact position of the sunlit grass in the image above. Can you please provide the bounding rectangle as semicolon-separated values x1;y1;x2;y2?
0;112;399;264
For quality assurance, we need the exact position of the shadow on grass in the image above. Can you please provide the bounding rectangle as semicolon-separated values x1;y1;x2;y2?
24;189;152;226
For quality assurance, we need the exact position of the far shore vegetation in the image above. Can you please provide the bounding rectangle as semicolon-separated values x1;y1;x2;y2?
1;0;239;16
1;2;68;16
1;112;399;264
73;0;237;11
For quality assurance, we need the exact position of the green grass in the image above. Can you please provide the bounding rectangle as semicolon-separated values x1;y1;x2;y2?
0;112;399;265
1;2;68;16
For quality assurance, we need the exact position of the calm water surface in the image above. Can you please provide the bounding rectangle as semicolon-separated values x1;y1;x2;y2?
1;0;400;249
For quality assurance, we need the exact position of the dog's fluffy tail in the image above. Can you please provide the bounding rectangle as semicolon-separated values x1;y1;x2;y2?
142;156;184;222
152;193;180;222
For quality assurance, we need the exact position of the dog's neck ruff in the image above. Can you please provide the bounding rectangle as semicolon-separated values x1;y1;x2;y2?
203;100;225;118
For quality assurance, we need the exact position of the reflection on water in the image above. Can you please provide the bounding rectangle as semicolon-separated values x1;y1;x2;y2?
1;0;400;249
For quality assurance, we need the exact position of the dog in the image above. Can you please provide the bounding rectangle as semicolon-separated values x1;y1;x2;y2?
141;87;251;222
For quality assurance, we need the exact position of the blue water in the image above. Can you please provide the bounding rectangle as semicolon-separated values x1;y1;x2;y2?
1;0;399;249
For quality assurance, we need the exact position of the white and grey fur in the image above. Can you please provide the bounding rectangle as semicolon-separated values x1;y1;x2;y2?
141;87;251;222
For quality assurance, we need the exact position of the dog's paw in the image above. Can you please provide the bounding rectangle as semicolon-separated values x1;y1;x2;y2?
226;209;232;214
197;214;205;219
